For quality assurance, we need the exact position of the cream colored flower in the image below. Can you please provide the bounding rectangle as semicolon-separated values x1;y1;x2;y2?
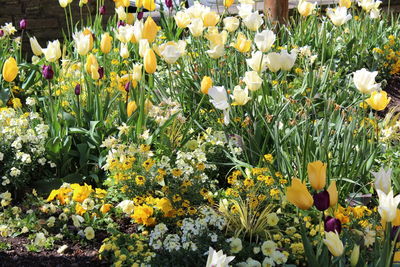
231;86;251;106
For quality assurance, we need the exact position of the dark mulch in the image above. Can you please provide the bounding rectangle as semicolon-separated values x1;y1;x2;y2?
0;236;109;267
378;75;400;116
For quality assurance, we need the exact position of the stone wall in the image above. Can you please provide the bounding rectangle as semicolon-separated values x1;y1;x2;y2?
0;0;115;57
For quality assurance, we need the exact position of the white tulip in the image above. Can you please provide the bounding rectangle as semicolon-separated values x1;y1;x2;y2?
280;50;297;71
353;68;381;94
116;24;135;43
254;30;276;52
223;17;240;33
161;44;182;64
188;18;204;37
205;247;235;267
237;4;254;19
231;86;251;105
73;32;91;56
327;7;352;26
377;190;400;222
372;168;392;195
133;20;144;42
208;86;230;125
246;51;267;72
370;8;380;18
115;6;127;21
243;11;264;31
120;43;129;58
139;39;150;58
42;40;62;62
29;37;43;56
207;44;225;59
266;52;282;72
243;71;262;91
358;0;382;12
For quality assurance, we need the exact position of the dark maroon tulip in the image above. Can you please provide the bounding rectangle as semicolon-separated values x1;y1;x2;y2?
19;19;27;30
313;190;330;211
324;216;342;234
137;12;144;20
75;84;81;96
165;0;173;9
125;82;131;93
42;65;54;80
118;20;126;27
391;226;400;241
98;67;104;79
99;5;106;15
0;30;4;37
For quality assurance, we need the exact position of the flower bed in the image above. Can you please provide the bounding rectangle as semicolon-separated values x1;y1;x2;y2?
1;0;400;266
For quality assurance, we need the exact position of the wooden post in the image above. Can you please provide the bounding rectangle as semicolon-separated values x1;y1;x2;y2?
264;0;289;24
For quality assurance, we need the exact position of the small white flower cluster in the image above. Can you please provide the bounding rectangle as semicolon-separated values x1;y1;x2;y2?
148;98;185;126
149;207;226;252
1;22;17;37
0;108;53;187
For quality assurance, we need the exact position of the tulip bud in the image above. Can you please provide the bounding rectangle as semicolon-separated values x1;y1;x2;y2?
98;67;104;79
0;30;4;37
142;16;159;43
2;57;18;83
165;0;173;9
75;84;81;96
99;5;106;15
91;65;100;80
19;19;27;30
350;245;360;267
125;81;131;93
224;0;234;8
137;12;144;20
127;101;137;116
30;37;43;56
313;190;330;211
366;90;391;111
100;33;112;54
327;181;338;207
144;48;157;74
308;161;326;191
324;216;342;233
201;76;213;94
143;0;156;11
42;65;54;80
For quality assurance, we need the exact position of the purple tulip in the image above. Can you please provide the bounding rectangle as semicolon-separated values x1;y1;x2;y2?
313;190;330;211
137;12;144;20
324;216;342;234
0;30;4;37
98;67;104;79
125;82;131;93
99;5;106;15
391;226;400;242
118;20;126;27
165;0;173;9
75;84;81;96
42;65;54;80
19;19;27;30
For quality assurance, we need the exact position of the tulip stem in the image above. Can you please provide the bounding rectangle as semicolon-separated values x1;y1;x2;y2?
64;8;71;40
76;94;81;127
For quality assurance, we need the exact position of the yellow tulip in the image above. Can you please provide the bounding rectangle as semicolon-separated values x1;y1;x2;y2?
323;231;344;257
2;57;18;82
297;0;316;17
201;76;213;94
203;12;220;27
144;48;157;74
91;65;100;80
327;181;338;207
127;13;135;25
101;33;112;54
142;17;159;43
366;91;391;111
308;161;326;191
83;28;94;51
224;0;234;8
174;11;191;29
339;0;351;8
143;0;155;11
286;178;314;210
127;101;137;116
350;244;360;267
231;32;252;53
85;54;99;74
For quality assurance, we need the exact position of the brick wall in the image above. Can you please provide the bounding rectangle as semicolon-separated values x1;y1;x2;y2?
0;0;115;57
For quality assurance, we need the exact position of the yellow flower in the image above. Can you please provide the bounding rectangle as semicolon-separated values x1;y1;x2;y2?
264;154;273;163
323;231;344;257
75;203;87;215
131;204;155;226
100;204;112;214
85;54;99;74
366;91;391;111
143;0;155;11
286;178;313;210
327;181;338;207
297;0;316;17
231;32;252;53
174;11;191;29
308;161;326;191
244;178;254;187
156;198;175;217
203;12;220;27
72;183;93;203
339;0;351;8
135;175;146;185
101;33;113;54
144;48;157;74
201;76;213;94
2;57;18;82
12;98;22;109
224;0;234;8
142;17;159;43
127;101;137;116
